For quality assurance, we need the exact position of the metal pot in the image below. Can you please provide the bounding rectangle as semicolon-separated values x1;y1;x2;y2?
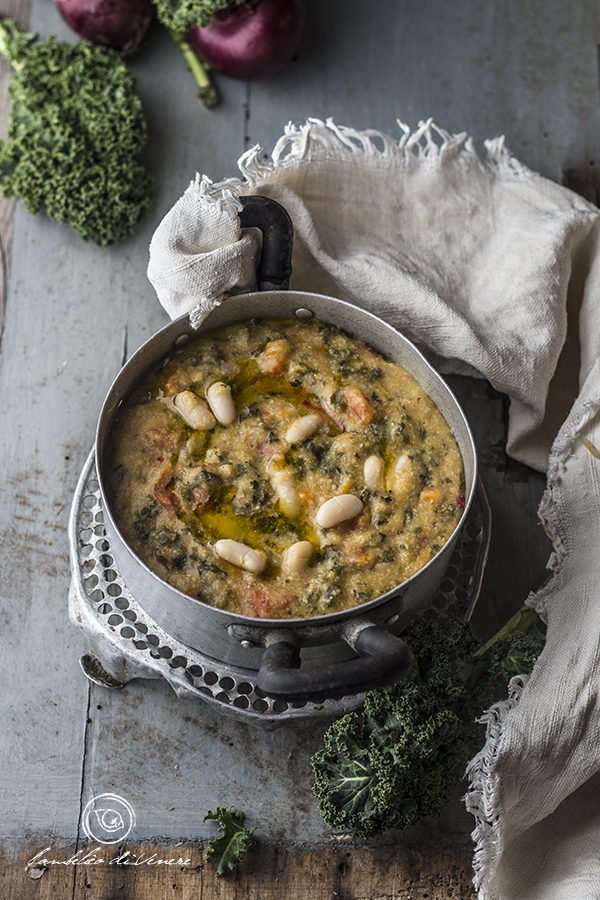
95;198;478;702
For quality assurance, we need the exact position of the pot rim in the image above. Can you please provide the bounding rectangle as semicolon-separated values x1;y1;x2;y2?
95;290;478;631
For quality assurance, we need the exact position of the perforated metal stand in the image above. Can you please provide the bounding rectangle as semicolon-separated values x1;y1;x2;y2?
69;450;491;729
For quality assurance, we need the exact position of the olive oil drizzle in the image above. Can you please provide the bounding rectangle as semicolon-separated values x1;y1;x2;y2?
185;486;319;558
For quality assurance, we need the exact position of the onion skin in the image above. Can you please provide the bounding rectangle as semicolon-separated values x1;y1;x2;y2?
53;0;155;55
190;0;304;81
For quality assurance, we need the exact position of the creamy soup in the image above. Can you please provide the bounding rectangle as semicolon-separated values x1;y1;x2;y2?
106;317;465;619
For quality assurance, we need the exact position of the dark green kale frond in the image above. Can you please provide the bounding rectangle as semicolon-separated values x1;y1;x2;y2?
0;20;153;246
0;17;37;65
152;0;245;31
497;629;546;678
312;714;377;832
203;806;255;876
479;606;547;681
312;608;546;838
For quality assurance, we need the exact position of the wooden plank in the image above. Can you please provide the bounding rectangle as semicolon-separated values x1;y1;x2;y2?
0;0;91;843
1;842;477;899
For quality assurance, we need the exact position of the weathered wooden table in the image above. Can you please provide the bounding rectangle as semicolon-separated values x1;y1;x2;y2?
0;0;598;896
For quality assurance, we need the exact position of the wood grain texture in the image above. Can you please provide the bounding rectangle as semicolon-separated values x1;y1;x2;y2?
1;842;477;899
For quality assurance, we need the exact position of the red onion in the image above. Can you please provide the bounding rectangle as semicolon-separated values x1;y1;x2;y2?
190;0;304;81
53;0;155;55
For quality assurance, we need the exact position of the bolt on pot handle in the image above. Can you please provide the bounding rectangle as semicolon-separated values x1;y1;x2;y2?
256;624;414;702
238;195;294;292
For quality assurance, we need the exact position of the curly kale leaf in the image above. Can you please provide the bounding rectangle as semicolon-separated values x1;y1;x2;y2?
203;806;255;876
312;610;546;837
152;0;246;31
0;20;153;247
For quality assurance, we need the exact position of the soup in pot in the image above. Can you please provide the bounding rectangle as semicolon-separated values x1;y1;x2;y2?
106;317;465;619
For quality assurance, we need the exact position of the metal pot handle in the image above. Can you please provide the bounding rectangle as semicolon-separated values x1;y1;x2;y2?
238;195;294;292
256;624;414;702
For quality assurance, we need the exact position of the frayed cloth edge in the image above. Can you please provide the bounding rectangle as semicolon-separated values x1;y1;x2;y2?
526;395;600;619
190;172;244;216
175;119;534;326
198;118;535;199
464;675;530;898
466;392;600;896
188;296;223;329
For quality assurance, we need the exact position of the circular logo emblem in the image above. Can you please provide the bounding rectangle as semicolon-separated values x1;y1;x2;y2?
82;793;135;844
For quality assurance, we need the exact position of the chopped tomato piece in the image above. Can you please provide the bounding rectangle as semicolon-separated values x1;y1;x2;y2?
143;427;181;451
153;464;178;514
344;387;376;424
242;583;290;619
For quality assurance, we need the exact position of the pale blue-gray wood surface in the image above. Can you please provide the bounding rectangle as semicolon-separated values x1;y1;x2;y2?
0;0;597;851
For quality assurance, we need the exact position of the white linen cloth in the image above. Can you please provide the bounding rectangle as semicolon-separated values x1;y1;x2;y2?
147;118;600;899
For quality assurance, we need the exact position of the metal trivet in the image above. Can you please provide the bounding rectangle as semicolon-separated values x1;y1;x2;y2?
68;450;491;729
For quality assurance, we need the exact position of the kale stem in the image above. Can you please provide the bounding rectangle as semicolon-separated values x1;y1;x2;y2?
166;26;219;108
473;604;539;659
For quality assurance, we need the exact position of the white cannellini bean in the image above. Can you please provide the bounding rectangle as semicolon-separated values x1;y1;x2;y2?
390;453;414;493
316;494;364;528
214;539;267;574
270;468;301;517
206;381;236;426
173;390;216;431
285;413;322;445
364;454;385;492
281;541;313;576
